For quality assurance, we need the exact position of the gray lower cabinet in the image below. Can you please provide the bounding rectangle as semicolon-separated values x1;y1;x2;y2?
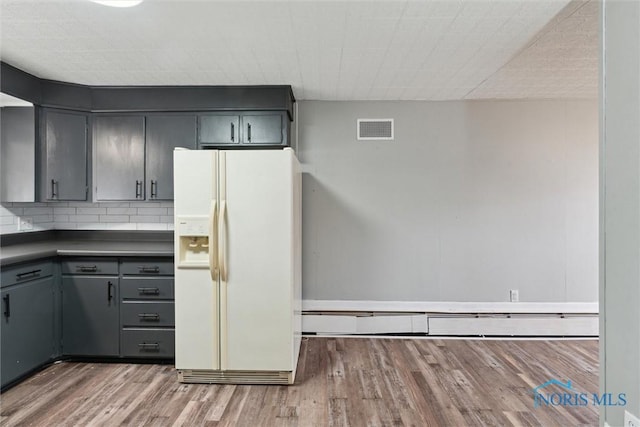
120;258;175;359
1;261;55;388
146;115;197;200
94;115;145;201
43;109;88;201
61;259;119;356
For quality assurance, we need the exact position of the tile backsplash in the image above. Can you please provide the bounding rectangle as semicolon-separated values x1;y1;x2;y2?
1;201;174;234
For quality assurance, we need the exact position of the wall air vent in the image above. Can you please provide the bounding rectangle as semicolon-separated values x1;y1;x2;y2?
357;119;394;141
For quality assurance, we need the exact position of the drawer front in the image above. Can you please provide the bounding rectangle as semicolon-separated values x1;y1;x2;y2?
62;258;118;275
121;329;175;358
1;260;54;288
121;278;174;300
121;301;175;327
120;259;174;276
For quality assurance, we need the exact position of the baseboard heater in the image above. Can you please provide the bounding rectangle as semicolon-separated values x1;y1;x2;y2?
302;312;598;337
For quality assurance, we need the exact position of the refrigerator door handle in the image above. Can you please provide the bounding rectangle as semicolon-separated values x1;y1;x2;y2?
219;200;228;282
209;200;219;281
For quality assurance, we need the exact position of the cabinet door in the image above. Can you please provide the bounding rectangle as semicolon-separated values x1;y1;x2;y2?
146;115;196;200
94;116;145;201
198;114;239;145
44;110;88;200
62;276;119;356
0;106;35;202
1;277;55;388
241;113;284;145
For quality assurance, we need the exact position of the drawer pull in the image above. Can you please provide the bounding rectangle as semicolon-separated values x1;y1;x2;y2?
3;295;10;318
138;287;160;295
138;266;160;273
138;342;160;350
77;265;98;272
138;313;160;321
16;269;41;280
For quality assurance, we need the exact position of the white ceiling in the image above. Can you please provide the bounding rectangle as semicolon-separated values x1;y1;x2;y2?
0;0;598;101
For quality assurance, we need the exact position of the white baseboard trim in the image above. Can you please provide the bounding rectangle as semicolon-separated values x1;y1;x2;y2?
302;300;599;314
301;300;599;336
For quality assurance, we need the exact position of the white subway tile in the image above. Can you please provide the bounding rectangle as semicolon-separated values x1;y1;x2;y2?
1;216;15;225
103;223;137;230
106;207;137;215
77;223;115;230
130;215;160;223
98;215;129;223
167;223;175;231
32;223;54;231
67;202;94;207
136;223;168;231
137;207;167;215
129;202;154;208
33;214;54;223
55;222;77;229
1;224;20;233
47;202;68;207
160;215;174;223
96;202;131;208
76;207;107;215
53;207;76;215
3;207;23;216
160;202;175;208
23;207;51;215
54;215;70;222
69;215;100;223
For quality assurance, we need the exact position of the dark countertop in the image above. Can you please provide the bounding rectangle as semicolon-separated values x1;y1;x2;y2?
1;231;174;267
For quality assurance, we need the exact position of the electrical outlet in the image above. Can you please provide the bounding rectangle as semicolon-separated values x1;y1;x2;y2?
510;289;519;302
18;217;33;231
625;410;640;427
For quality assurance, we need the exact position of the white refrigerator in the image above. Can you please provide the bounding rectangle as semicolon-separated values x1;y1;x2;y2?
173;148;302;384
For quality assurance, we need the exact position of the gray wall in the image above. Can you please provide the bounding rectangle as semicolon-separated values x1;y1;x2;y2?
601;1;640;425
298;100;598;302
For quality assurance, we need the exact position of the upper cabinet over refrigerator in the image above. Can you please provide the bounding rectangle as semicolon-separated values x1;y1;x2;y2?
174;148;302;384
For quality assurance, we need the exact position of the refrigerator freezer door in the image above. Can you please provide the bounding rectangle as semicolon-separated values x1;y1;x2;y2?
174;149;220;370
220;149;294;371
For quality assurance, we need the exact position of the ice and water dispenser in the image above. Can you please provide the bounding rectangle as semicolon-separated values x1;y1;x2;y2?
176;216;211;268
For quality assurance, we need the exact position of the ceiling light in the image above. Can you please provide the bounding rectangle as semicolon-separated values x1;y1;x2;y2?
91;0;144;7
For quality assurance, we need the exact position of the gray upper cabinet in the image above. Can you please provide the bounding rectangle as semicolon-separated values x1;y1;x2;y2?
199;114;239;146
0;106;35;202
242;113;285;145
94;115;145;201
43;110;88;200
198;111;287;147
146;115;196;200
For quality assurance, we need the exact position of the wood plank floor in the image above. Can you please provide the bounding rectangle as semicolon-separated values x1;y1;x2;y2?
1;338;599;426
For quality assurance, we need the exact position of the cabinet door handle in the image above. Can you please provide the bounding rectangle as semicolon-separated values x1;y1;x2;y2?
150;180;157;198
230;122;235;142
107;281;114;302
77;265;97;272
135;180;142;199
138;266;160;273
51;179;58;198
16;269;41;280
247;123;251;142
3;295;9;318
138;287;160;295
138;313;160;321
138;342;160;350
